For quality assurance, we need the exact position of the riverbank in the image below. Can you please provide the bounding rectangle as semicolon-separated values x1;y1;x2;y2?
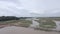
0;26;59;34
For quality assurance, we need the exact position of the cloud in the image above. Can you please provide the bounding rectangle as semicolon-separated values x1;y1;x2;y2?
0;0;60;17
0;0;40;17
0;0;31;17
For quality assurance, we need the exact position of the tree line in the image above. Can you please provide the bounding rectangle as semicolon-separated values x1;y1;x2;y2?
0;16;20;21
0;16;32;21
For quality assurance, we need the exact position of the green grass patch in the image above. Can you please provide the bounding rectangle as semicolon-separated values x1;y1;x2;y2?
37;19;56;28
12;19;32;27
0;19;32;27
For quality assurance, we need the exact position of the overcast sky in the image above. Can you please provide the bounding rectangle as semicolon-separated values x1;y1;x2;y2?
0;0;60;17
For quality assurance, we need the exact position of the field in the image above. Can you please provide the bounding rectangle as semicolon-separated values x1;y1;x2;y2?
0;19;32;28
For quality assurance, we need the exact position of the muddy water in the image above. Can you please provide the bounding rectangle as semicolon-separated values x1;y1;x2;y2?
30;20;39;28
54;21;60;31
0;26;59;34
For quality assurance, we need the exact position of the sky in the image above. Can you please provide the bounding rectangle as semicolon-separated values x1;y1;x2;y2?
0;0;60;17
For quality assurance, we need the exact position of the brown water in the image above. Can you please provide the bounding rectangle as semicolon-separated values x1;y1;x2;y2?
30;20;39;28
0;26;59;34
54;21;60;31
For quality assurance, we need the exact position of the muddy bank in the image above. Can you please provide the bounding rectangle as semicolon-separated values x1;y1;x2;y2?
0;26;59;34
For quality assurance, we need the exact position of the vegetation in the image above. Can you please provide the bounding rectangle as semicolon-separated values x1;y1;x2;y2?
13;20;32;27
36;18;56;28
0;19;32;28
34;17;57;31
0;16;32;27
0;16;20;21
0;20;18;25
0;16;59;29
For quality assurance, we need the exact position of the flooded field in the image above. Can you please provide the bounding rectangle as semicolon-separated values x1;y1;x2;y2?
0;26;59;34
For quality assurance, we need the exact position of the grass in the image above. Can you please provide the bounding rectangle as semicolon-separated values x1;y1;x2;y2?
34;18;56;31
37;19;56;27
16;20;32;27
0;19;32;27
0;20;17;25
